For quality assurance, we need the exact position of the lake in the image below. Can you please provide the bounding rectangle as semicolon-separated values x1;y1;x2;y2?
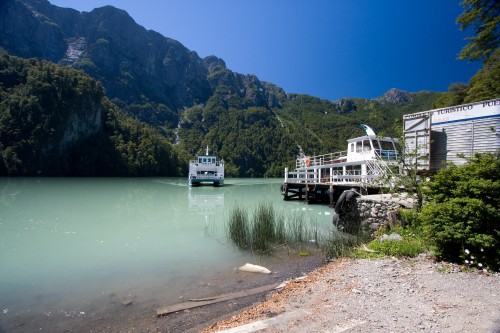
0;178;336;332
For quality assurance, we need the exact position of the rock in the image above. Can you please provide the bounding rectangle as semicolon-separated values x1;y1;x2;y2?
239;263;271;274
379;233;404;242
375;88;413;105
121;298;133;306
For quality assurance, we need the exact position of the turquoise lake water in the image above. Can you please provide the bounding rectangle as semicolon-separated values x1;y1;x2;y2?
0;178;337;332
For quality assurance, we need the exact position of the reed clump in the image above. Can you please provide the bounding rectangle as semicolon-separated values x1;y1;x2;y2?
227;202;373;259
226;202;320;255
228;206;250;248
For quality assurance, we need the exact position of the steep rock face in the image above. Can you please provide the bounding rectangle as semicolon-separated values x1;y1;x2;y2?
0;0;68;62
334;98;358;113
58;93;102;152
203;56;282;108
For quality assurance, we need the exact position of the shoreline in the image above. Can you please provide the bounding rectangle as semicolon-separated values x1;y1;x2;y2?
200;255;500;333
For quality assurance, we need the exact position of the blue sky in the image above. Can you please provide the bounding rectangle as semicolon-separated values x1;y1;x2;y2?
49;0;481;101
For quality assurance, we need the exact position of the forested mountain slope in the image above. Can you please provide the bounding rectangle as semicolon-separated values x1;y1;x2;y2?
0;55;182;176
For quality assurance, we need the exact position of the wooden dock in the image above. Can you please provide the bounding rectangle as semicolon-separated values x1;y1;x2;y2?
280;181;381;206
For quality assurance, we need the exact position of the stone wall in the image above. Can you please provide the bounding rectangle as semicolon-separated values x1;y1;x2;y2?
356;198;402;231
337;194;414;233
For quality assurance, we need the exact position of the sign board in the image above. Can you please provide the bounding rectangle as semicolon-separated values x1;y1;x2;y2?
403;98;500;125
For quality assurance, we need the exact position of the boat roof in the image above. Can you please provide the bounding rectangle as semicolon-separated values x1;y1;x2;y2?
347;135;398;143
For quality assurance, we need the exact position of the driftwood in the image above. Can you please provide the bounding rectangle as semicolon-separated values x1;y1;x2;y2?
156;283;281;317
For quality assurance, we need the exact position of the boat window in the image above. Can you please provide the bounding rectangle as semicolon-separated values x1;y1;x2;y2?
362;140;371;151
380;140;394;150
372;140;381;150
355;141;363;152
350;143;354;152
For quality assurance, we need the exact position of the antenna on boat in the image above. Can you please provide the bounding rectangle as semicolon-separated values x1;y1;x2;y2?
360;124;376;136
205;145;209;156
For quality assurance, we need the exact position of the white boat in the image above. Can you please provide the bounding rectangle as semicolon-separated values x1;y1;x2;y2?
283;124;401;193
188;146;224;186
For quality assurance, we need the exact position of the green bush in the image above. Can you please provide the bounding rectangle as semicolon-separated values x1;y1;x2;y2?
420;153;500;271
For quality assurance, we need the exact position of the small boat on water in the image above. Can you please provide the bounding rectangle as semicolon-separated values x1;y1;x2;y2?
188;146;224;187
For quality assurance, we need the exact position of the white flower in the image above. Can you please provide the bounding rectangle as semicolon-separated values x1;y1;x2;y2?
465;249;470;254
478;263;483;267
471;256;475;260
465;260;469;264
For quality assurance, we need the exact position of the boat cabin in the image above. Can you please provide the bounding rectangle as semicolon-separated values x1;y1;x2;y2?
347;135;399;162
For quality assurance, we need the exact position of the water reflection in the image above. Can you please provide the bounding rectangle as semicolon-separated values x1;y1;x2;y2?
188;187;224;216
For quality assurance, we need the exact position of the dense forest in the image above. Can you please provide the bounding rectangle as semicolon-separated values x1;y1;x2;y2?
0;55;182;176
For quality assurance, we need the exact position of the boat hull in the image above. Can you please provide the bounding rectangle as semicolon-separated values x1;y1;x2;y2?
189;178;224;187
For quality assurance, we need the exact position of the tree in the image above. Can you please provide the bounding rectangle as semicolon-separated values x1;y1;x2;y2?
457;0;500;62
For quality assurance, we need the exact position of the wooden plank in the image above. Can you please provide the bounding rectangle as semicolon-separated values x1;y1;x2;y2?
156;283;280;317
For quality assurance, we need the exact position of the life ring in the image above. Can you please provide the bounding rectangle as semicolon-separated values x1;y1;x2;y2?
305;157;311;167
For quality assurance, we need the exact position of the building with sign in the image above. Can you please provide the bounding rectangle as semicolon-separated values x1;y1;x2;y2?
403;98;500;172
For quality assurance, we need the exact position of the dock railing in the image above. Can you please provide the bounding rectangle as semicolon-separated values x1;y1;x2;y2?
296;151;347;168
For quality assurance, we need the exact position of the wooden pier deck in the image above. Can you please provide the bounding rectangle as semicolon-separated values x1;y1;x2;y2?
280;181;381;206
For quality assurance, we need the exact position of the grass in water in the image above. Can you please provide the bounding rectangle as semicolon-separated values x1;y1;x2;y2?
227;202;320;254
251;202;276;254
228;206;250;249
227;202;364;257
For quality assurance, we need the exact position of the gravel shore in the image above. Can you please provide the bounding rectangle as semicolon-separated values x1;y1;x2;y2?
201;255;500;333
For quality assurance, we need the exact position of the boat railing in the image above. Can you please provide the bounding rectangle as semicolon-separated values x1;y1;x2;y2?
286;170;382;185
189;160;224;167
373;149;399;161
296;151;347;168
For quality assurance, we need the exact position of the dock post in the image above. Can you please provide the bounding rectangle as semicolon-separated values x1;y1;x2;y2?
329;185;334;208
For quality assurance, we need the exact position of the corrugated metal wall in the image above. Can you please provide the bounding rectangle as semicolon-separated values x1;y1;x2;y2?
431;117;500;169
403;115;431;170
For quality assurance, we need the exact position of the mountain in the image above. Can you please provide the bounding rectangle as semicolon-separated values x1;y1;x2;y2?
0;0;284;112
0;0;447;177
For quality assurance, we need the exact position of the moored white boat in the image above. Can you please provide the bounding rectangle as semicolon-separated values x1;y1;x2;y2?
284;124;401;188
188;147;224;186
